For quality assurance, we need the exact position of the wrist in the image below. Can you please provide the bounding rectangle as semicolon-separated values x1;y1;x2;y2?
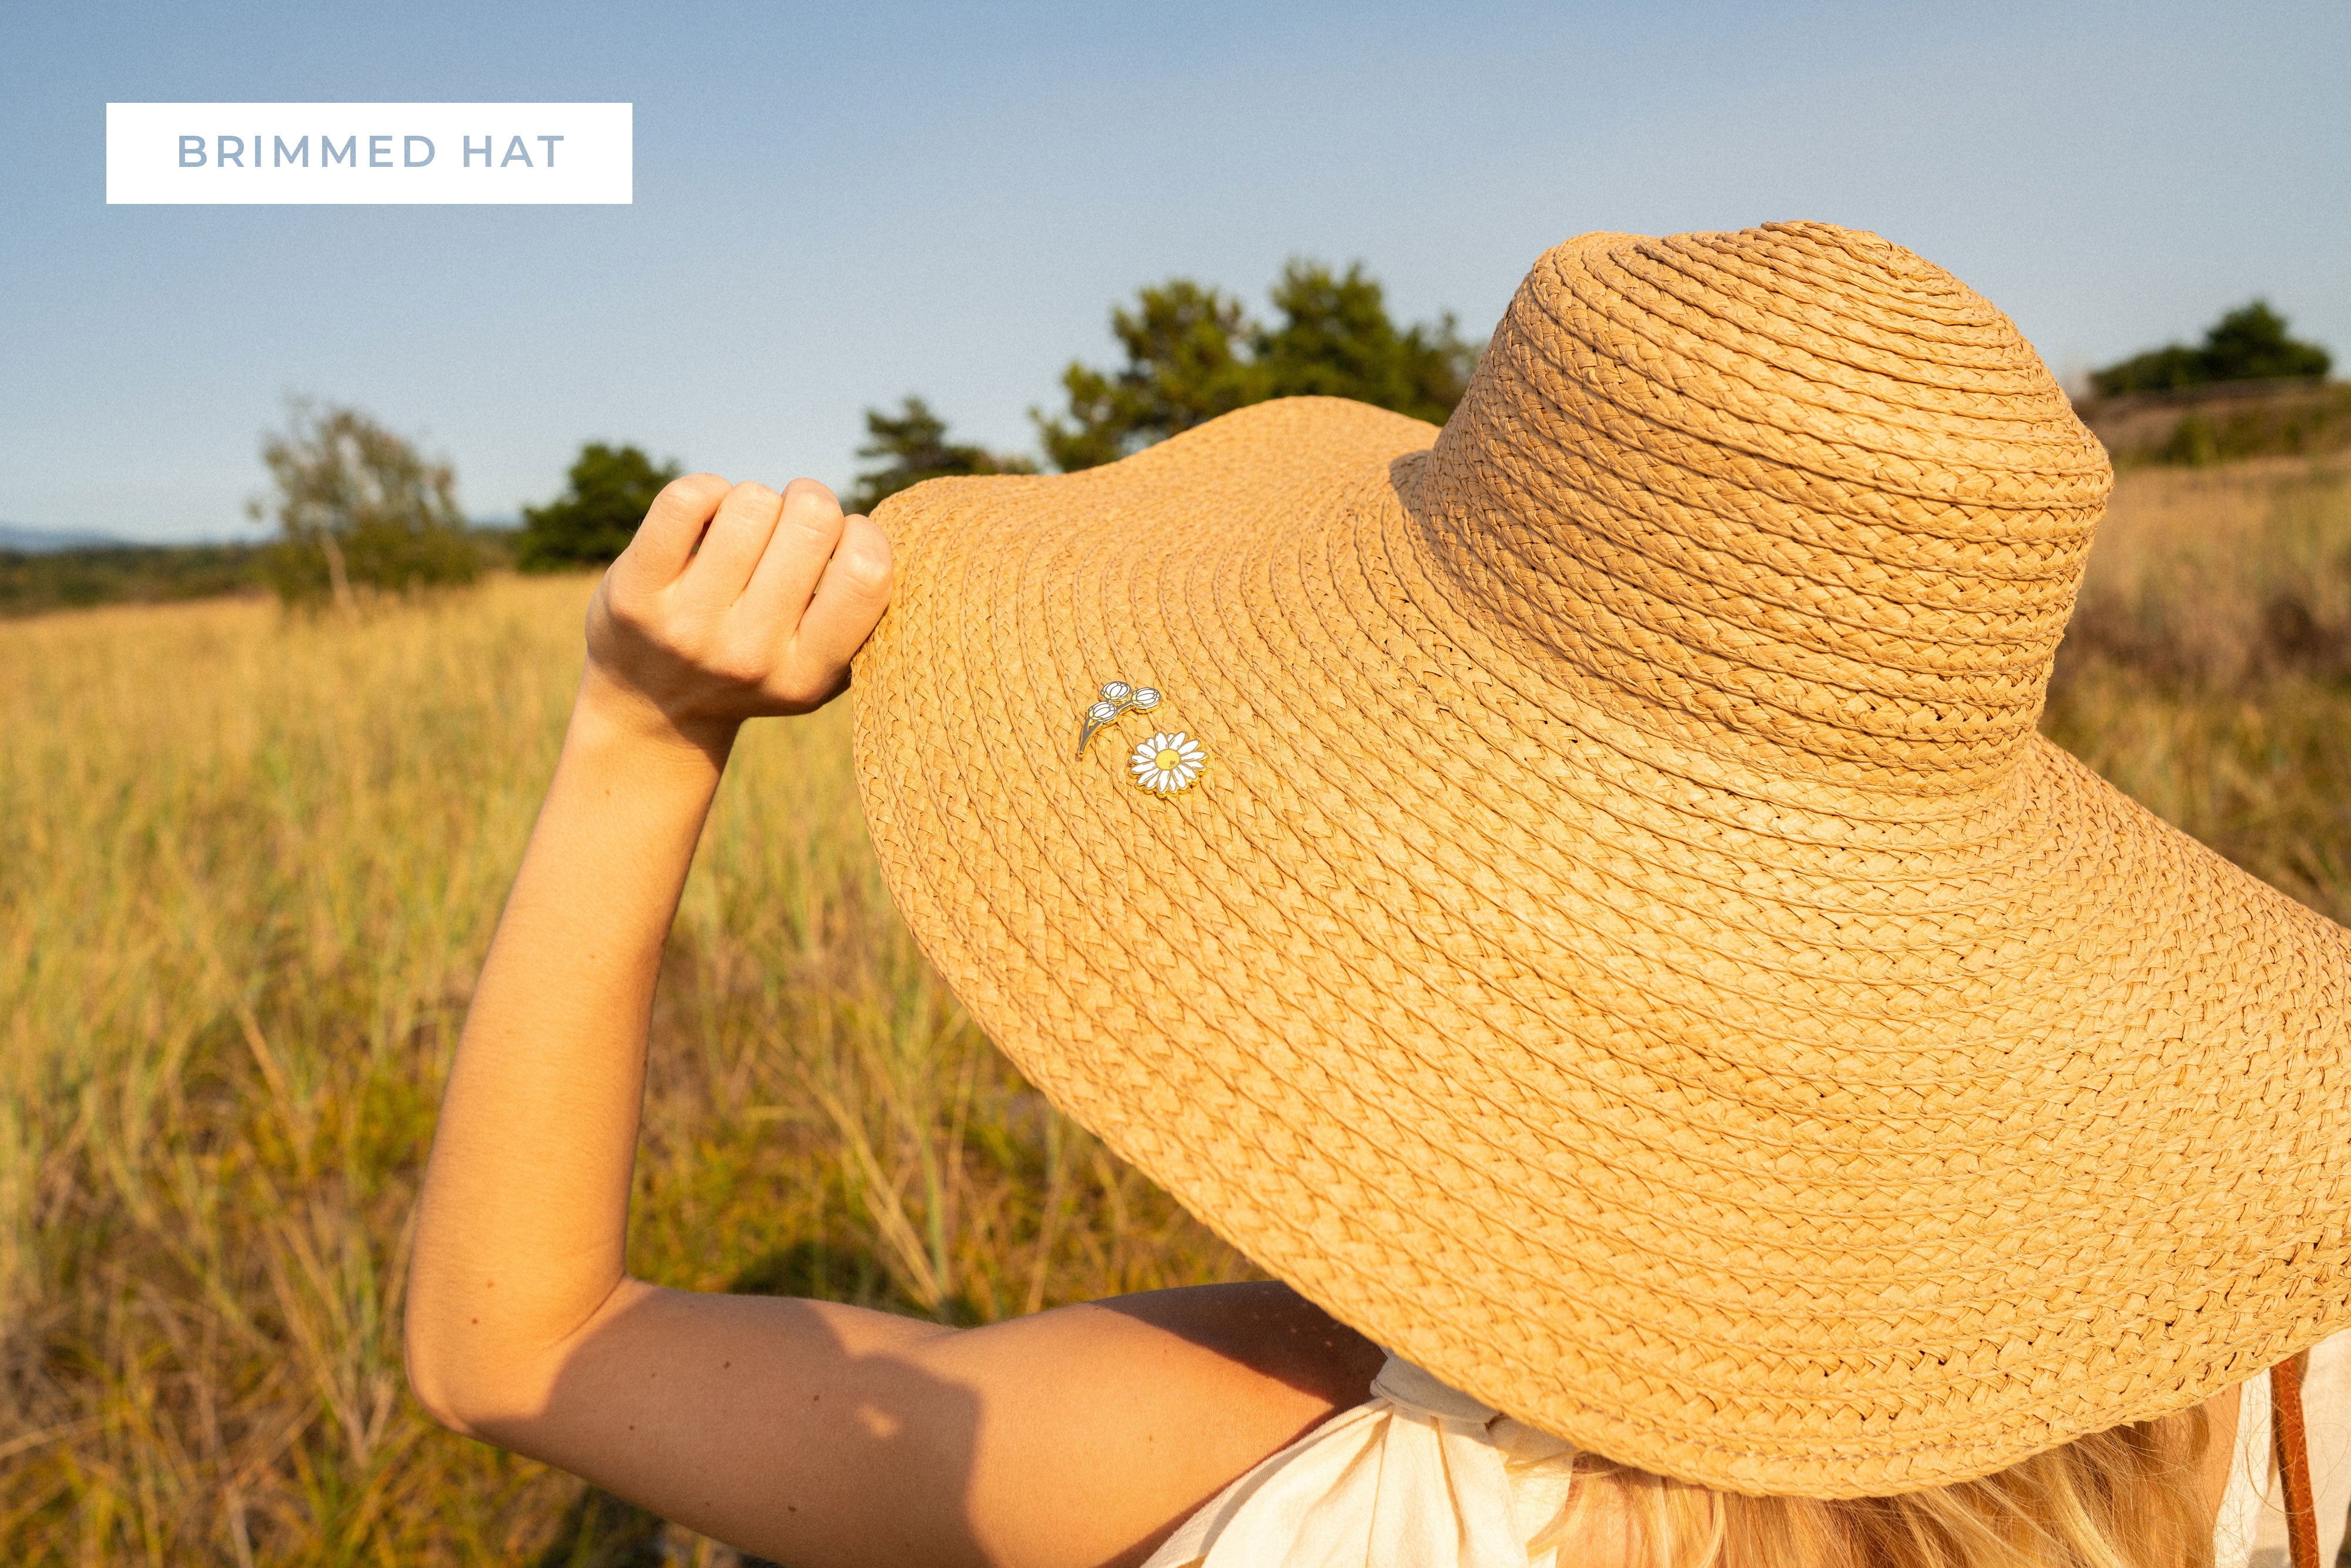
571;666;741;772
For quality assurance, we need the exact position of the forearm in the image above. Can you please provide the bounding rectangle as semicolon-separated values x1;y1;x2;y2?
406;673;732;1428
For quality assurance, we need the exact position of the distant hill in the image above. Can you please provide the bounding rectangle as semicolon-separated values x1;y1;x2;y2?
0;522;129;553
0;521;522;618
2074;378;2351;467
0;538;272;618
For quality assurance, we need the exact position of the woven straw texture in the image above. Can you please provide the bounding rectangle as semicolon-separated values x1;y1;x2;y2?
849;222;2351;1496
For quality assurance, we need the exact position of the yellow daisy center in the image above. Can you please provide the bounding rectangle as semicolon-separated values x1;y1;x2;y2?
1156;749;1182;770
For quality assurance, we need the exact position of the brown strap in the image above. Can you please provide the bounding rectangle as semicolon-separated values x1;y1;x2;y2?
2272;1353;2321;1568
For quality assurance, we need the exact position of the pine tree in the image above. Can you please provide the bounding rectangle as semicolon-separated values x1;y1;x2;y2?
848;398;1036;514
2091;301;2331;397
1034;261;1479;471
517;443;682;571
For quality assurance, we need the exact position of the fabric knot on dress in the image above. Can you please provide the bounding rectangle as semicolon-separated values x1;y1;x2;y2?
1369;1357;1513;1427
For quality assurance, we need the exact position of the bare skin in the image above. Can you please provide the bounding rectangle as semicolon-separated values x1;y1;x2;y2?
403;471;2249;1566
404;473;1382;1568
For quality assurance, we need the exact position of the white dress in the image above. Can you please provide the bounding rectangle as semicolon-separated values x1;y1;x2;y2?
1144;1335;2351;1568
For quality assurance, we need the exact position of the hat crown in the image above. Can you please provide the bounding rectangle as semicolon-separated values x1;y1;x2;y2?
1411;221;2112;795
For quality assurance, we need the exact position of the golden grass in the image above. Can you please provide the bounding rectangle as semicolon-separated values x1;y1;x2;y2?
0;578;1250;1566
2;454;2346;1563
2047;457;2351;924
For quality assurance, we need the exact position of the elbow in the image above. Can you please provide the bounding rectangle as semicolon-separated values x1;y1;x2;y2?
404;1331;548;1445
401;1254;634;1442
402;1281;598;1444
403;1291;545;1442
403;1315;491;1439
403;1251;535;1439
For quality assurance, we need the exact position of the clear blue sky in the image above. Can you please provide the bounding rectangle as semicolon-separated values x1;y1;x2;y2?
2;0;2345;542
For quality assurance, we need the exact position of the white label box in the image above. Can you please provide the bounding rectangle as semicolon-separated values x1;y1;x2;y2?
106;103;632;205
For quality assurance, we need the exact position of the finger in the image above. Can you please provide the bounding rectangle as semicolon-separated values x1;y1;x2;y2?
737;478;848;627
777;514;892;706
618;473;731;585
679;481;786;605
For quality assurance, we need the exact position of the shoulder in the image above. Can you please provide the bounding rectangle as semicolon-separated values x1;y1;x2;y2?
913;1281;1385;1566
937;1279;1385;1415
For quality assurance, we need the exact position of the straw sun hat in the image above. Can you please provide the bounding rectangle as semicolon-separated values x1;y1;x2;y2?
849;221;2351;1497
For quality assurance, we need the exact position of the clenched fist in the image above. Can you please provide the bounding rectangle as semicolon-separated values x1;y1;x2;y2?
581;475;892;752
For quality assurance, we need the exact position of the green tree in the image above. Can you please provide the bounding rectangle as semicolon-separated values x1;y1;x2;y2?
848;397;1037;514
1034;260;1480;471
1257;262;1477;423
1035;281;1268;472
517;443;682;571
2197;301;2331;383
2091;300;2332;397
250;400;481;609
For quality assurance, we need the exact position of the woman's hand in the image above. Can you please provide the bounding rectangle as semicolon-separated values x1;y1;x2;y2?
582;474;892;754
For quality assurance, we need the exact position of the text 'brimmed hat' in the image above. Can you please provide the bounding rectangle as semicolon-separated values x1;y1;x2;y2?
850;221;2351;1496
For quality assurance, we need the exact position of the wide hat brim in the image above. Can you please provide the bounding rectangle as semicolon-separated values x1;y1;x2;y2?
851;374;2351;1493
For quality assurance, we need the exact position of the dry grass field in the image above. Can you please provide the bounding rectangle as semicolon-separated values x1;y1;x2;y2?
2;455;2347;1564
2047;458;2351;924
0;576;1251;1566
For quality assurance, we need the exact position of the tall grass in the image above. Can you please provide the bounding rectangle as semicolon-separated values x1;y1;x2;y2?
2;455;2347;1563
0;578;1248;1566
2047;457;2351;923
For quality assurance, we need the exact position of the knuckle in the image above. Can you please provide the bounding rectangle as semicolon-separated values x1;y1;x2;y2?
836;539;893;600
779;511;843;552
659;473;730;511
604;585;694;654
724;480;782;517
601;587;654;635
771;671;825;711
777;478;845;544
782;476;841;514
706;642;765;687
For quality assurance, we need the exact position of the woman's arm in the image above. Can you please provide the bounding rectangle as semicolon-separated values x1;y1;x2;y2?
402;471;921;1418
403;472;1381;1567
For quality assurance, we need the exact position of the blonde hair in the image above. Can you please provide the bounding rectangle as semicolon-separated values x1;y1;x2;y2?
1528;1405;2214;1568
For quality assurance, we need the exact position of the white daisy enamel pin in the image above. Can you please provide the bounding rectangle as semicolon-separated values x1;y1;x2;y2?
1076;678;1207;797
1128;731;1207;796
